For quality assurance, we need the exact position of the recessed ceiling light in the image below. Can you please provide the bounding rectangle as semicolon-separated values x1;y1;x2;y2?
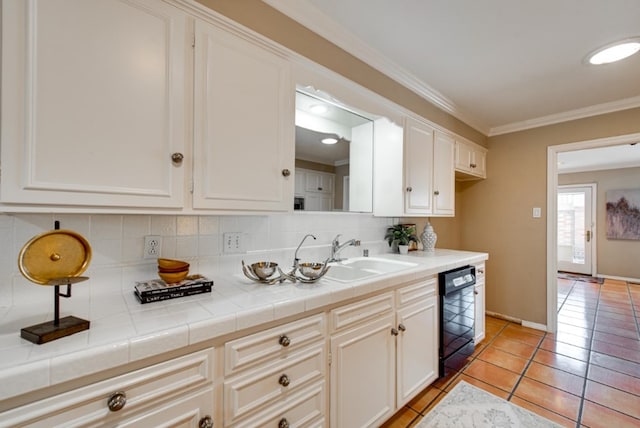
310;104;329;114
321;137;338;145
587;38;640;65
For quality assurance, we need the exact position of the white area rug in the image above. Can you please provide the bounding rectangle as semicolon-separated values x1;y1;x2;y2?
416;381;563;428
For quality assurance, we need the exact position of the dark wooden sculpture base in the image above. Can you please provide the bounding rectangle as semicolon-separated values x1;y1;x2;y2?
21;316;90;345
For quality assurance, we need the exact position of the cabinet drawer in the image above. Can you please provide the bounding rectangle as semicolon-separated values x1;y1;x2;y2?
330;292;394;332
224;344;325;424
229;381;325;428
0;349;214;427
225;314;325;375
396;277;437;307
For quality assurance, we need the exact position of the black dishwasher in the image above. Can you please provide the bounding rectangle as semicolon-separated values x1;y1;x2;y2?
439;265;476;377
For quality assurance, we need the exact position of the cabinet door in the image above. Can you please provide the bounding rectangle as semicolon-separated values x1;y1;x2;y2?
193;20;294;211
330;313;396;428
404;118;434;215
433;131;455;215
306;193;333;211
295;169;306;196
454;140;474;173
1;0;187;208
304;171;334;194
472;149;487;178
396;296;438;407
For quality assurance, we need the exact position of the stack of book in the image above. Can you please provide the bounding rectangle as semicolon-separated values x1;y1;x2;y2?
134;275;213;304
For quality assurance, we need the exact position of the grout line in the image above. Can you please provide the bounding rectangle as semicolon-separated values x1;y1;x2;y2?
574;278;601;427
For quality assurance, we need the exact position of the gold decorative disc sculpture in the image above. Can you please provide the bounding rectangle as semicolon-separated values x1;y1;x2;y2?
18;228;92;344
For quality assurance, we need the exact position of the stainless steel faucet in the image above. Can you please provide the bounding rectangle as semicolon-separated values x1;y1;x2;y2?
293;234;316;268
329;234;360;262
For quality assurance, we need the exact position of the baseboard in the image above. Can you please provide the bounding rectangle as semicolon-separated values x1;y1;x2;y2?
486;310;548;332
485;310;520;324
521;320;548;332
597;274;640;284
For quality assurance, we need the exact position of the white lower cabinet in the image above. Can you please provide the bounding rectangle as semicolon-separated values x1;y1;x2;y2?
0;349;216;427
396;282;439;407
329;279;439;428
474;262;486;343
223;314;327;427
330;310;397;428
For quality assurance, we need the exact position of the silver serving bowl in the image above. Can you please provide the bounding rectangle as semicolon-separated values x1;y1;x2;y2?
297;262;328;280
251;262;278;280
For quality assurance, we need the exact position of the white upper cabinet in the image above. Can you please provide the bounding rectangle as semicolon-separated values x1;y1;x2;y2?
192;19;294;211
1;0;188;208
433;130;455;215
403;118;455;216
455;138;487;179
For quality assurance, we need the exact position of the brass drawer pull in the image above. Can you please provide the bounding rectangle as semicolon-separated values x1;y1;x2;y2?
278;374;290;387
107;391;126;412
279;334;291;347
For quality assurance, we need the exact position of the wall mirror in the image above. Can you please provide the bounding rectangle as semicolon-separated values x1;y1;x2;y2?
294;89;374;212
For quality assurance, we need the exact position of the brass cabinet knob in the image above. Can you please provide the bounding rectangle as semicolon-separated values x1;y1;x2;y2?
107;391;127;412
281;169;291;177
434;190;440;196
171;152;184;164
278;418;290;428
398;323;406;332
406;186;412;192
279;334;291;347
199;416;214;428
278;374;290;387
391;328;399;336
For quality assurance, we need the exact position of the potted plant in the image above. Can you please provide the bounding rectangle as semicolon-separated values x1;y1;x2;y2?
384;224;417;254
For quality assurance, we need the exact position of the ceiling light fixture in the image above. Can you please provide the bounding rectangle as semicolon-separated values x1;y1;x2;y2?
586;38;640;65
321;137;338;145
310;104;329;114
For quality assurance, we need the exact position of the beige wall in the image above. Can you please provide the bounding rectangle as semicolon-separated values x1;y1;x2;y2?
464;109;640;324
195;1;640;325
559;167;640;280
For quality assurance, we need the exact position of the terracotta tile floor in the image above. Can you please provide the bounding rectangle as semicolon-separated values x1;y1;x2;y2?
381;277;640;428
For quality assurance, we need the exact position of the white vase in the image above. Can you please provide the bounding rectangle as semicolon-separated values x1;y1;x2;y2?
398;244;409;254
421;221;437;252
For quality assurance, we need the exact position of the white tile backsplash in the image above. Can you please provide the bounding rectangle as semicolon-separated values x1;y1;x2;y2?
0;212;394;307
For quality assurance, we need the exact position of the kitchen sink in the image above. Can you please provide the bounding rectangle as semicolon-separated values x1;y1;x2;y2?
324;257;418;282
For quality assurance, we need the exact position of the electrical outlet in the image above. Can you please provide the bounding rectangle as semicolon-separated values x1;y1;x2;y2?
144;235;162;259
223;232;245;254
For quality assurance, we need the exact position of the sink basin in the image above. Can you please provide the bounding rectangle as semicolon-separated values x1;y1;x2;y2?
324;257;418;282
341;257;417;273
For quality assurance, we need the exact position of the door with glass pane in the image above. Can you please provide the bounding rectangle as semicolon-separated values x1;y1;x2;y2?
557;185;595;275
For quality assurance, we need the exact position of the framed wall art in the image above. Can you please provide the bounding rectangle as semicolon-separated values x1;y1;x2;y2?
606;188;640;240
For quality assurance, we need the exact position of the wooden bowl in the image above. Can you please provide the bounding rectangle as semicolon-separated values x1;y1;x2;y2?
158;269;189;284
157;258;189;271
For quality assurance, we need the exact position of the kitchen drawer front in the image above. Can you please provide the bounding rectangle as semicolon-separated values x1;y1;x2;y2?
330;291;394;332
396;277;437;308
225;313;325;375
229;381;325;428
224;344;325;424
0;349;214;427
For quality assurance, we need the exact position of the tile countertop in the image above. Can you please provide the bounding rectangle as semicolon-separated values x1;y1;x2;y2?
0;249;487;404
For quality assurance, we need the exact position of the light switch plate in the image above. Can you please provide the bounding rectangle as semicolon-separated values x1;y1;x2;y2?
532;207;542;218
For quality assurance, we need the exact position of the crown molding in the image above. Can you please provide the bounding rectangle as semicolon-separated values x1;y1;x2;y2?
489;95;640;136
263;0;490;135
